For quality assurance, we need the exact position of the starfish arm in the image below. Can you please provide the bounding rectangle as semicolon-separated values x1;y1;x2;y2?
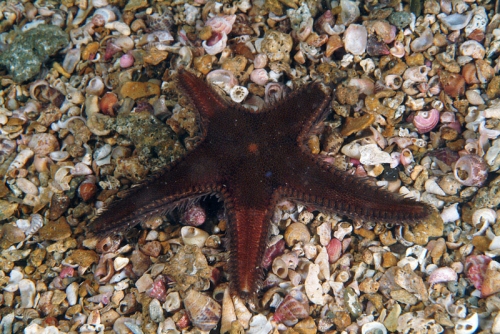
88;148;222;236
177;69;230;120
263;82;331;137
280;160;434;224
222;182;278;299
226;204;273;299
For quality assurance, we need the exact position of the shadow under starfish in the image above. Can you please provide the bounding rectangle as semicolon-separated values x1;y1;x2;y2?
88;69;437;300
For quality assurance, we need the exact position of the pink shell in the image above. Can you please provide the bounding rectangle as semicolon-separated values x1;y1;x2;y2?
326;238;342;263
465;255;491;291
205;15;236;35
120;53;134;68
400;148;414;167
390;41;405;58
413;109;440;133
265;82;288;104
87;292;112;305
250;69;269;86
440;111;456;123
453;154;488;187
104;42;122;61
273;294;310;326
261;239;285;270
315;10;334;35
60;266;75;279
202;32;227;55
182;204;206;226
254;54;268;69
428;267;458;285
146;276;167;302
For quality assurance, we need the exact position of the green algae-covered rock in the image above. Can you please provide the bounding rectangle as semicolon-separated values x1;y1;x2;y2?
0;25;69;82
114;111;186;168
388;11;412;30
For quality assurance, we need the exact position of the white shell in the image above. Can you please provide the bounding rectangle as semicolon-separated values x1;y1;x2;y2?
149;298;165;323
49;151;70;162
424;179;446;196
460;40;485;59
334;223;353;240
92;0;109;7
163;292;181;313
54;166;74;191
362;321;387;334
440;203;460;223
465;90;485;105
247;314;273;334
465;7;487;36
343;24;367;55
105;21;131;36
221;288;236;333
18;279;36;308
272;257;289;279
202;33;227;55
93;8;116;24
472;208;497;226
66;281;79;306
359;144;393;165
16;178;38;196
8;149;34;171
113;257;129;271
181;226;209;248
455;313;478;334
233;295;252;329
71;162;93;176
360;58;375;74
229;85;249;103
304;264;325;304
24;214;42;235
317;222;332;246
438;11;473;30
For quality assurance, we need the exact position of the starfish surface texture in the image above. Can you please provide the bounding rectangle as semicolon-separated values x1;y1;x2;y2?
89;69;434;298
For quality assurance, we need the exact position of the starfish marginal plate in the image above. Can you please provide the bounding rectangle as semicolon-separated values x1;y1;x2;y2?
89;69;435;298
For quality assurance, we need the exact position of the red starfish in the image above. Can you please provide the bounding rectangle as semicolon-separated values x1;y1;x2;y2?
89;69;434;298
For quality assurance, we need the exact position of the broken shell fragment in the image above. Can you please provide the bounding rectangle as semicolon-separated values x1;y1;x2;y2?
181;226;209;247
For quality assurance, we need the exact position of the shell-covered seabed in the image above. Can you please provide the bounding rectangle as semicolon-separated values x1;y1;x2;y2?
0;0;500;333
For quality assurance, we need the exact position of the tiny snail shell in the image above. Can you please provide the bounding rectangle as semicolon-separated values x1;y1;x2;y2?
183;289;221;331
86;76;105;96
272;257;289;279
250;68;269;86
384;75;402;90
273;294;309;326
453;154;488;187
120;53;135;68
413;109;440;133
400;148;414;167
